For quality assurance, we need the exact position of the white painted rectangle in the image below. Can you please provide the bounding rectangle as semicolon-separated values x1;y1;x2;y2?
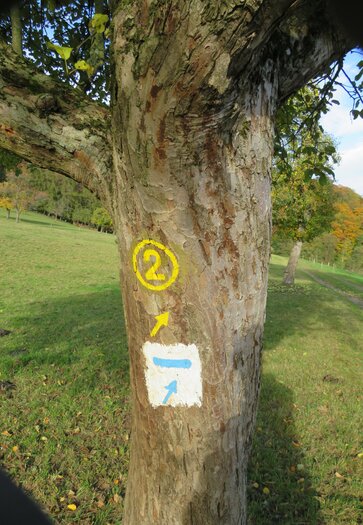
143;342;202;407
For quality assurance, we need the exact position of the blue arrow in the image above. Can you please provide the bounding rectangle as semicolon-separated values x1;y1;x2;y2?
153;357;192;369
162;380;177;405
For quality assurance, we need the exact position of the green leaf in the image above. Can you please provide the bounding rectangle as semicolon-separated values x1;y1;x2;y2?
46;41;73;61
304;168;315;182
45;0;56;11
90;13;109;34
74;60;94;76
351;109;362;120
318;174;328;185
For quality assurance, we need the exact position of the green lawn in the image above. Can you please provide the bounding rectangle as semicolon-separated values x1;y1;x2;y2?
1;211;362;524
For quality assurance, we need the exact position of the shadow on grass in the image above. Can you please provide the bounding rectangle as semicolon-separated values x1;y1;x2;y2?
264;262;360;352
248;374;321;525
1;287;129;385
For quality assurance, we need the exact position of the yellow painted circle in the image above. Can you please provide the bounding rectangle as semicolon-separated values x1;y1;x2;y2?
132;239;179;291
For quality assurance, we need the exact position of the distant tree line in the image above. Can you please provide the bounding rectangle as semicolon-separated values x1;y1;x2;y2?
272;185;363;274
0;154;113;232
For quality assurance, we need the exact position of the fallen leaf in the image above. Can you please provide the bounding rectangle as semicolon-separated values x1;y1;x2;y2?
289;465;296;472
357;452;363;458
40;436;48;442
114;479;119;485
59;497;65;502
1;430;12;437
67;504;77;511
322;374;339;383
252;482;259;489
113;493;121;504
335;472;344;479
297;478;305;484
97;500;105;508
12;445;19;452
262;487;270;495
292;441;301;448
43;417;50;425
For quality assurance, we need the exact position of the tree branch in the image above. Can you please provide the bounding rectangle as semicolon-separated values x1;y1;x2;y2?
276;1;354;104
0;41;113;204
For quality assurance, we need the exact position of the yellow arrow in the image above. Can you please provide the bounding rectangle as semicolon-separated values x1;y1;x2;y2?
150;312;169;337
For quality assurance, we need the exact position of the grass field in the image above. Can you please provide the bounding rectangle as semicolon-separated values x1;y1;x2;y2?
1;210;362;524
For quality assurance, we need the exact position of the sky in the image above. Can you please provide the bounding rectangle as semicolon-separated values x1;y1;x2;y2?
320;49;363;196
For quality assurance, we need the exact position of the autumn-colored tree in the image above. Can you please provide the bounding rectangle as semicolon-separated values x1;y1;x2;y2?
0;195;13;218
332;199;363;264
0;167;41;222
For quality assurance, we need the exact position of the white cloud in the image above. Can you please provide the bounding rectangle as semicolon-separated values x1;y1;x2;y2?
321;104;363;140
333;143;363;196
320;51;363;196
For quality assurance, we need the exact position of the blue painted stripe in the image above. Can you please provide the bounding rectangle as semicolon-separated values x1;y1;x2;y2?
153;357;192;369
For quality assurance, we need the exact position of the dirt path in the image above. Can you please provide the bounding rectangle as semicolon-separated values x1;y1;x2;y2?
313;270;363;294
303;270;363;309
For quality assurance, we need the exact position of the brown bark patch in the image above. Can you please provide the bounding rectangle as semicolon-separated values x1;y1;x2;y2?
154;115;167;164
0;124;16;136
73;150;95;172
199;239;211;266
150;84;162;98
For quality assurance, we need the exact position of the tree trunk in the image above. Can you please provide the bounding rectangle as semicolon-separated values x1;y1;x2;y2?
6;208;10;219
283;241;303;285
115;115;272;525
15;208;20;223
111;6;279;523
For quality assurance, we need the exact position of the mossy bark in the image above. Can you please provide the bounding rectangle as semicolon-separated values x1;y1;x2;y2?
10;4;22;55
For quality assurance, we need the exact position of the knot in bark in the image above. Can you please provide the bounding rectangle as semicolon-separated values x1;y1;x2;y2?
35;93;59;118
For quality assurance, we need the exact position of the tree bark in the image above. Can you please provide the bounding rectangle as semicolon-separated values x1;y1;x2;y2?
113;49;274;525
10;4;22;55
0;42;113;207
283;240;303;285
0;1;355;524
15;207;20;223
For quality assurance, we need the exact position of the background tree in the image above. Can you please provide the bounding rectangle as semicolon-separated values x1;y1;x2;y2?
91;206;113;232
300;185;363;272
0;167;41;222
0;195;13;218
29;167;102;225
272;86;339;284
0;1;360;523
273;170;336;285
332;199;363;266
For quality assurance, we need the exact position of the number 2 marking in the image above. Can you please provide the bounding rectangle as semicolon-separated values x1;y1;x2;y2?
144;249;166;281
132;239;179;291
